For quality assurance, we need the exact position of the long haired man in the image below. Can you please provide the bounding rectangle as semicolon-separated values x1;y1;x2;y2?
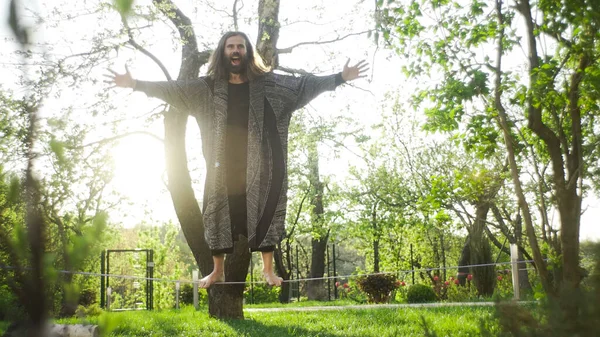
107;31;368;288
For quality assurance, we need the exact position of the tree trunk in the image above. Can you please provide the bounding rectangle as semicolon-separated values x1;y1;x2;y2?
156;0;236;318
457;236;470;286
306;140;329;300
373;238;380;273
470;202;495;296
208;240;250;319
493;0;553;296
307;238;328;300
274;246;292;303
256;0;281;69
372;204;380;273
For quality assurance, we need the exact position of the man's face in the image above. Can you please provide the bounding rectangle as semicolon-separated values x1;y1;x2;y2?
224;35;247;74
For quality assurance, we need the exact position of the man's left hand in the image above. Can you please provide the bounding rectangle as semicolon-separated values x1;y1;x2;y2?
342;59;369;82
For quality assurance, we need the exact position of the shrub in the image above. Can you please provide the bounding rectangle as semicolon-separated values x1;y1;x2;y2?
445;281;479;302
78;288;97;306
75;304;102;317
244;283;279;304
492;270;513;300
356;274;399;303
0;284;25;321
179;283;208;306
406;284;437;303
335;281;368;303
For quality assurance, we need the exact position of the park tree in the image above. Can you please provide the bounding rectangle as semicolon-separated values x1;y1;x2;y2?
285;114;352;300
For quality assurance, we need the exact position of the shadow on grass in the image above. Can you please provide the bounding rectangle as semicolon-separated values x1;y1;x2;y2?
224;318;341;337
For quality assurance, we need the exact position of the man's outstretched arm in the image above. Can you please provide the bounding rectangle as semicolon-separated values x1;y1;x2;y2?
105;65;208;112
290;59;369;111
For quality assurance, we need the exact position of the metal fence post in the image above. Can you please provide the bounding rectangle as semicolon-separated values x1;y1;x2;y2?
193;270;199;309
175;281;180;309
106;287;112;311
333;244;337;300
510;244;520;300
100;250;105;308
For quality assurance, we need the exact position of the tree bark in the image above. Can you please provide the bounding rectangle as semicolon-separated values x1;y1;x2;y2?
307;238;328;300
208;240;249;319
306;141;328;300
470;202;495;296
494;0;553;295
372;204;380;273
456;236;470;286
274;245;292;303
256;0;281;69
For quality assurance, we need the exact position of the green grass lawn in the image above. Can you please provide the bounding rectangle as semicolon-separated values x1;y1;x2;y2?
44;304;499;337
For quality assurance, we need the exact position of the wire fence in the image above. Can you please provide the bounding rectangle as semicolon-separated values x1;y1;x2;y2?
0;259;538;286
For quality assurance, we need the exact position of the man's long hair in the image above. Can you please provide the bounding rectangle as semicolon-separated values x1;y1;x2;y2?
207;31;270;81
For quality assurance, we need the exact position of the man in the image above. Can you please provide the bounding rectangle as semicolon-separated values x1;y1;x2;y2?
107;31;368;288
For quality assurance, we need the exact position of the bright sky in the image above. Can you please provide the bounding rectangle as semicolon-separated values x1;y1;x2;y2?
0;0;598;241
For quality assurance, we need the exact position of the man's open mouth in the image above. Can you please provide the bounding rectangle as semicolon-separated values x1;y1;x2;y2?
231;56;241;65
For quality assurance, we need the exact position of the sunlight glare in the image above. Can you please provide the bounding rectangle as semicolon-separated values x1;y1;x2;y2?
112;134;166;203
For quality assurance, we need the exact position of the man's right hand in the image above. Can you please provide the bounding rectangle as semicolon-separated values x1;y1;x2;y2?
104;65;136;89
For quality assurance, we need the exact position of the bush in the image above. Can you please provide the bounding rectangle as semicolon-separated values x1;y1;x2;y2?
78;288;97;306
244;283;279;304
75;304;102;317
492;271;513;300
406;284;437;303
179;283;208;306
445;281;479;302
0;284;25;321
356;274;399;303
336;281;368;303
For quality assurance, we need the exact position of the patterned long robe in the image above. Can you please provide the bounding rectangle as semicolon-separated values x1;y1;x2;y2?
135;72;341;251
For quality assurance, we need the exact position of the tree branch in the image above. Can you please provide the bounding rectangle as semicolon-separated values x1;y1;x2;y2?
77;131;164;149
121;16;172;81
278;30;373;54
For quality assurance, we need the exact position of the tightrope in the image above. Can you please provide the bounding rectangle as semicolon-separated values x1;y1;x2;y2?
0;259;539;286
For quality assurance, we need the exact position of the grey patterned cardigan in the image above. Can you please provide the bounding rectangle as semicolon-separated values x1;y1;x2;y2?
135;72;343;251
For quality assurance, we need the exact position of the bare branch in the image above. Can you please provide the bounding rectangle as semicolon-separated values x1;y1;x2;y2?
203;0;233;18
232;0;240;31
278;30;373;54
76;131;164;149
121;16;172;81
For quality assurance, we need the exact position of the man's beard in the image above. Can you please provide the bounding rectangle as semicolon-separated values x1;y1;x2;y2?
225;52;247;75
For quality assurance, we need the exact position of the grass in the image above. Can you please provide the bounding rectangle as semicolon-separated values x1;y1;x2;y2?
244;299;361;308
45;304;499;337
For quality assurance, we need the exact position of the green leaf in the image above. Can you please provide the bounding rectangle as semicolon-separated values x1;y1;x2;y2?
49;138;66;165
8;175;21;204
114;0;134;16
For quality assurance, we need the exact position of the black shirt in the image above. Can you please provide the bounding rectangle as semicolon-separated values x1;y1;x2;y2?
226;82;250;238
226;82;250;196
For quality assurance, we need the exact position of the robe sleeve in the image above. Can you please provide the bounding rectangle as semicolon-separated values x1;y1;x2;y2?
134;79;209;112
278;72;345;112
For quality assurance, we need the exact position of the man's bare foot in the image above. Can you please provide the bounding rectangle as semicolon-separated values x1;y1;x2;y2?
263;270;283;286
198;271;225;288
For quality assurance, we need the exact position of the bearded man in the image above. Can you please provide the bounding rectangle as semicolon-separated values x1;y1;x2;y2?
107;31;368;288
